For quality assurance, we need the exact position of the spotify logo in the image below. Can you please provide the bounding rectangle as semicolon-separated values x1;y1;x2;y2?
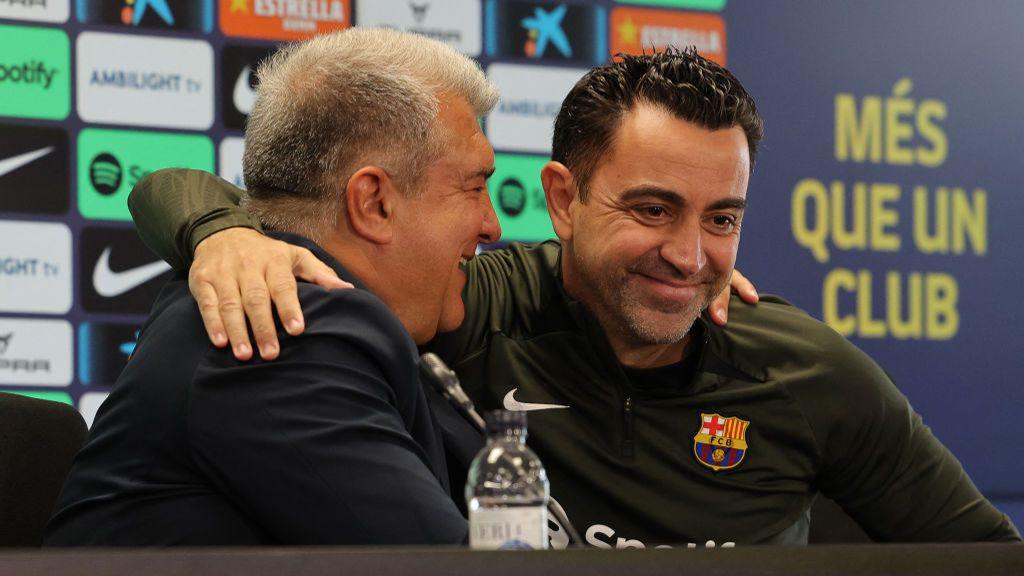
89;152;122;196
497;177;526;217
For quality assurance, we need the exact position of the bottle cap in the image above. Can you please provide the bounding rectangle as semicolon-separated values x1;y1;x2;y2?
485;410;527;435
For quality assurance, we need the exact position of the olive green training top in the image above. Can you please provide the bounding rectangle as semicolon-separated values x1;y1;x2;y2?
128;169;1021;547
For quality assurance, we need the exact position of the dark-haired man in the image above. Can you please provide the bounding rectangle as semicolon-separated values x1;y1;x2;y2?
128;48;1020;545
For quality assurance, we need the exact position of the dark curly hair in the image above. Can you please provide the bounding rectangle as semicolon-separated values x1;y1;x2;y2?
551;47;763;200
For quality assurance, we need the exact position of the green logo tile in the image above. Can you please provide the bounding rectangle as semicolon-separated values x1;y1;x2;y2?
0;24;71;120
2;390;73;405
491;153;555;243
78;129;214;221
616;0;726;10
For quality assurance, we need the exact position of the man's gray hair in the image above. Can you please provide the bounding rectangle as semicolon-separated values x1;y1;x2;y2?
242;27;499;240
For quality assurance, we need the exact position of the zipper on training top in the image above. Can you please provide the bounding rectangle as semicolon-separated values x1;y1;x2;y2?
621;396;635;458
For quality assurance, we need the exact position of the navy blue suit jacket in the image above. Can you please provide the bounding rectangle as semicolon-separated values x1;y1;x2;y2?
47;233;475;545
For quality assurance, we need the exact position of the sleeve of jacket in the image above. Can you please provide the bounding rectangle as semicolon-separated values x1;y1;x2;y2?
128;168;260;270
186;287;468;545
797;326;1021;542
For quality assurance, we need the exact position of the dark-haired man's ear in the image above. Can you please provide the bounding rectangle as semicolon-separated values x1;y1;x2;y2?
345;166;396;245
542;161;576;242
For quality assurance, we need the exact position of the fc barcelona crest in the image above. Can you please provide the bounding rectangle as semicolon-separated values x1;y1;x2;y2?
693;413;750;471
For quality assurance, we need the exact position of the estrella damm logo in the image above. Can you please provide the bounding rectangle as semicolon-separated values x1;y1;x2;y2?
693;412;749;471
219;0;351;41
611;7;726;66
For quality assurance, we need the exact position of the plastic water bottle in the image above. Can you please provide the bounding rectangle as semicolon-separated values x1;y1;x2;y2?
466;410;550;549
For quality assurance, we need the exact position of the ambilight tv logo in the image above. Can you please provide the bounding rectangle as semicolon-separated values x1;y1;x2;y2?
0;24;71;121
78;128;214;221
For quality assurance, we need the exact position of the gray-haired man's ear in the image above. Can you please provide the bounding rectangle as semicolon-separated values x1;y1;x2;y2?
344;166;397;245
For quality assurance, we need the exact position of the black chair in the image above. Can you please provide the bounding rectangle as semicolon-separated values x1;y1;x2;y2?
0;392;88;547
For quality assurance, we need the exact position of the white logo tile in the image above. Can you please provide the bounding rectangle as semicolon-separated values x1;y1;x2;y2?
78;391;109;428
356;0;481;56
486;64;586;154
0;0;69;23
76;32;214;130
0;317;72;386
218;137;246;190
0;220;72;314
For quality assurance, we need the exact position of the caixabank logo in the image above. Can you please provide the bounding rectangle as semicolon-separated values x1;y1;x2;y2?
0;318;73;387
77;32;214;131
79;226;173;315
0;220;73;315
220;0;350;41
485;1;607;65
611;7;726;65
356;0;482;56
221;44;278;131
77;0;213;32
77;320;140;386
0;25;70;121
0;123;69;215
0;0;70;23
78;128;214;222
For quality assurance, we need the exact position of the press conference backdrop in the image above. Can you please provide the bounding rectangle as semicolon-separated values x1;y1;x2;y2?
1;0;1021;529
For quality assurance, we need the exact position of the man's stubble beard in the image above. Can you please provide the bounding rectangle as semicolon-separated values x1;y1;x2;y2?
572;248;726;347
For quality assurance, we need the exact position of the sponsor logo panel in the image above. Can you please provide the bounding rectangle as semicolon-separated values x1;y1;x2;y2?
0;0;70;23
221;44;278;130
485;0;606;65
0;220;72;314
0;123;69;215
0;24;71;121
0;317;73;386
486;63;585;154
78;391;109;427
220;0;351;41
616;0;725;10
79;226;173;315
491;153;554;242
219;137;246;189
78;320;139;385
77;0;213;32
611;7;726;65
77;32;214;130
0;390;73;405
77;128;214;222
355;0;482;56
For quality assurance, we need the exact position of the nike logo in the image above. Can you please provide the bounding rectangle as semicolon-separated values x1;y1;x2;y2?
92;247;171;298
233;66;256;115
503;388;570;412
0;146;54;178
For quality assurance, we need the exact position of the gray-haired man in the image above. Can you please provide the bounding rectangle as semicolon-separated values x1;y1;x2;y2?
47;28;500;546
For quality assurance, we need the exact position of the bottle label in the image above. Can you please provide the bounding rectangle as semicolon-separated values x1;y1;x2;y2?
469;506;548;550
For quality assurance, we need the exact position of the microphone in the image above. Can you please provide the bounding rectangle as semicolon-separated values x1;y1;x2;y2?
418;353;584;548
419;352;486;431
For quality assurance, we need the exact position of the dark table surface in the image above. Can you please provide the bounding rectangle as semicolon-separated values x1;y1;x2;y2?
1;544;1022;576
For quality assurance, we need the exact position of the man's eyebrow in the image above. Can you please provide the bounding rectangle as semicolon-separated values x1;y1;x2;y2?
708;197;748;211
619;186;747;211
464;167;495;182
619;186;686;207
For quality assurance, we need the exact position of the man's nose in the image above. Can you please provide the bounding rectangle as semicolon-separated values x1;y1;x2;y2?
660;224;706;277
479;189;502;244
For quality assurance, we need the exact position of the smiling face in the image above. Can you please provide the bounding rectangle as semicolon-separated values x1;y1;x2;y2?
390;94;500;342
560;104;750;353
